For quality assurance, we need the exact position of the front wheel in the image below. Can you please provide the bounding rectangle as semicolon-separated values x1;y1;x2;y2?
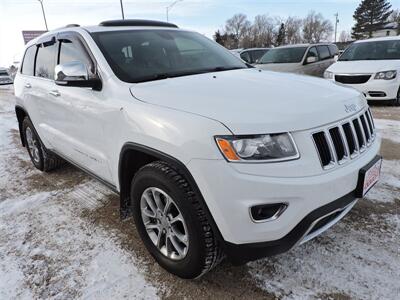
392;87;400;106
131;161;223;279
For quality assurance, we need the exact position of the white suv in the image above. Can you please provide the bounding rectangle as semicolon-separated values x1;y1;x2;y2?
324;36;400;106
14;20;381;279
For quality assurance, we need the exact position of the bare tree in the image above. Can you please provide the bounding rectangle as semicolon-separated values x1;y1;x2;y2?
339;30;352;42
303;11;333;43
389;9;400;34
285;16;303;44
225;14;251;48
251;14;278;47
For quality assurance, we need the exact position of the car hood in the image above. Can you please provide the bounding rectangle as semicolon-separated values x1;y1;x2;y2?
130;69;366;134
255;63;301;73
327;60;400;74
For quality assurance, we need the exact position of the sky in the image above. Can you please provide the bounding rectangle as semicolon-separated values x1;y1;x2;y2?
0;0;399;66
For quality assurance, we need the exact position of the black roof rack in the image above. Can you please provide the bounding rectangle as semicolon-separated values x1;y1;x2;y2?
65;24;80;28
99;19;178;28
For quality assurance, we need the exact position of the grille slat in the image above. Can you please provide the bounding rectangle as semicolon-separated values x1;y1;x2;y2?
329;127;346;161
342;123;357;155
360;114;371;142
313;132;332;167
313;109;375;169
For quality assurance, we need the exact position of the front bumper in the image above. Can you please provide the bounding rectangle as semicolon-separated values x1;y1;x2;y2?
224;193;357;264
332;77;399;101
187;135;380;263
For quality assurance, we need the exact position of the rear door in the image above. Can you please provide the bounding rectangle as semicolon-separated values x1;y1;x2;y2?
24;37;59;148
316;45;334;76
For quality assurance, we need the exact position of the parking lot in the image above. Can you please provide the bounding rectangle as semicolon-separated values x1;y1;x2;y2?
0;84;399;299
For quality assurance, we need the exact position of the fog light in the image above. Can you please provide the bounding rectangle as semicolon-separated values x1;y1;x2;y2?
250;203;288;222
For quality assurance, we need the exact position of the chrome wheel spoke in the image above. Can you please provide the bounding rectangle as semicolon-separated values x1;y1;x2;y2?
169;234;185;256
144;222;160;231
143;193;157;217
171;227;188;246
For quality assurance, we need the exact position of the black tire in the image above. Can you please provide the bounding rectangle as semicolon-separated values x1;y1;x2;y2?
131;161;223;279
392;88;400;106
22;117;64;172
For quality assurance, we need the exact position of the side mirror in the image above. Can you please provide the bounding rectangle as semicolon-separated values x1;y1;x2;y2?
306;56;317;64
55;61;101;89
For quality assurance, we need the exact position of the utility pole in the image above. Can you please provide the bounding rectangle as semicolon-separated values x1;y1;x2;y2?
166;0;183;22
334;13;339;43
37;0;48;31
120;0;125;19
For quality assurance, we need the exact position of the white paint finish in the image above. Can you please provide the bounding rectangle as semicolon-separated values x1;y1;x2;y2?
130;68;365;134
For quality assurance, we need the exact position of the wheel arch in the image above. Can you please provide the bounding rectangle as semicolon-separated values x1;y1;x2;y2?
118;142;223;244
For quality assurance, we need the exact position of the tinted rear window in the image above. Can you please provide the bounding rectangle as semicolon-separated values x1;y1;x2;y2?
21;46;37;76
35;43;57;79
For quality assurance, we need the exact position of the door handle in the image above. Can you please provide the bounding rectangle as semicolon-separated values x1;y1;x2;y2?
49;90;60;97
25;83;31;88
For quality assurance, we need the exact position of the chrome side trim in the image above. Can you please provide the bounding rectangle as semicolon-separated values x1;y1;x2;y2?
299;199;357;245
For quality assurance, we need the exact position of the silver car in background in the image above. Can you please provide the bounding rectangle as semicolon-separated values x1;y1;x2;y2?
255;43;339;77
231;48;270;65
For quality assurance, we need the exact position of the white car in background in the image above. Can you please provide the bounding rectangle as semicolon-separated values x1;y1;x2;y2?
0;68;13;85
324;36;400;106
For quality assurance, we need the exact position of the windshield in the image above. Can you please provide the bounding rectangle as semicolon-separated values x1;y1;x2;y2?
339;40;400;61
91;30;247;83
0;70;8;76
258;47;307;64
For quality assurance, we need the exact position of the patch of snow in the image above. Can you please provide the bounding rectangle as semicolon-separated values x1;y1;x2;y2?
365;159;400;203
249;221;400;300
375;118;400;144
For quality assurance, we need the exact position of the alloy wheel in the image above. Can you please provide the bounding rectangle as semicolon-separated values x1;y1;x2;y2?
140;187;189;260
25;127;40;163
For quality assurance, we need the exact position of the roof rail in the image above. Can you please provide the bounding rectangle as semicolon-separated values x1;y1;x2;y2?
99;19;178;28
65;24;80;28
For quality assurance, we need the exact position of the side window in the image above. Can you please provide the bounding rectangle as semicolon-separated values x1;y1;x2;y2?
35;43;57;79
252;50;267;63
59;39;91;67
317;45;331;60
329;44;339;57
21;46;37;76
306;47;319;62
240;51;251;63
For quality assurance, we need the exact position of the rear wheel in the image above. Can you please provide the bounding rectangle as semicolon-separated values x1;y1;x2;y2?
131;161;223;279
22;117;64;172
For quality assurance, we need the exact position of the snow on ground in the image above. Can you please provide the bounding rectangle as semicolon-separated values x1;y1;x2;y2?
0;86;159;299
375;118;400;144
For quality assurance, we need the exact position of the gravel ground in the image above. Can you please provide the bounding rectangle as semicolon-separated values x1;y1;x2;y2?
0;84;399;300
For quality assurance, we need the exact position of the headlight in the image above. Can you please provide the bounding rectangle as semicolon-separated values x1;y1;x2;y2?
324;71;334;79
215;133;299;162
374;70;397;80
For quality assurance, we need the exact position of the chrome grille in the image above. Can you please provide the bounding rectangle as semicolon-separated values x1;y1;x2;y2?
312;109;376;169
